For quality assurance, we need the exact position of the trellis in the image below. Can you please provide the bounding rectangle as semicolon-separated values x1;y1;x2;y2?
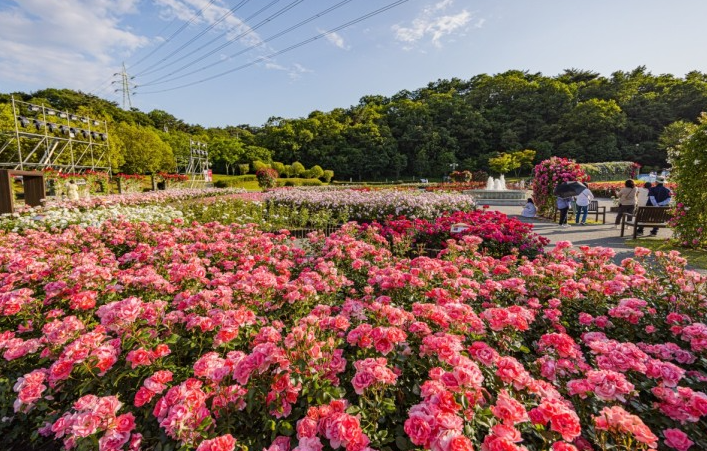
0;96;111;174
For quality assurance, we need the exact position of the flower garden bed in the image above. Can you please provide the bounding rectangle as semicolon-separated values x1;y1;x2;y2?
1;188;246;229
361;210;549;259
1;216;706;451
264;188;476;222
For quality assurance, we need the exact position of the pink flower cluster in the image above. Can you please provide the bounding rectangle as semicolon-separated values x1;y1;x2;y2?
49;395;139;451
295;400;372;451
351;358;398;395
1;216;707;450
593;405;658;449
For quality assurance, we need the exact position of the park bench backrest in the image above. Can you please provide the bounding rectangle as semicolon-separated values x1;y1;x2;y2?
634;206;671;223
588;200;599;211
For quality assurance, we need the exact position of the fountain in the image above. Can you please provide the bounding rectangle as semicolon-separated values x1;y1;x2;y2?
465;174;525;206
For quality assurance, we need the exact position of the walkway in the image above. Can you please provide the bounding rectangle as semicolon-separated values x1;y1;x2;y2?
487;198;683;267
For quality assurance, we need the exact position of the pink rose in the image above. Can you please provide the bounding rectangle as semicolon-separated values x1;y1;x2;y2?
98;430;130;451
297;417;318;439
295;437;324;451
663;428;693;451
404;413;433;446
196;434;236;451
134;387;155;407
114;413;136;433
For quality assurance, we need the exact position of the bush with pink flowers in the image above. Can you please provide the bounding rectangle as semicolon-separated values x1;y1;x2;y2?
361;209;549;259
1;219;707;451
532;157;589;217
257;168;279;190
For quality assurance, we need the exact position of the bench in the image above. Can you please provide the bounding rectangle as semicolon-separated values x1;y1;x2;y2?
620;206;672;239
587;200;606;224
552;200;606;224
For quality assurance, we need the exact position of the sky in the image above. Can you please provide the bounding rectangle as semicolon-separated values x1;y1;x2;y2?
1;0;707;128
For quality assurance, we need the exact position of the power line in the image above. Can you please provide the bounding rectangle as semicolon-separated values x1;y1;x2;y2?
133;0;253;77
128;0;218;71
139;0;355;88
138;0;410;94
87;0;217;97
135;0;283;78
138;0;306;82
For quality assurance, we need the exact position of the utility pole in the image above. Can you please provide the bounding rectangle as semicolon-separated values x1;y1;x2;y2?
112;63;136;110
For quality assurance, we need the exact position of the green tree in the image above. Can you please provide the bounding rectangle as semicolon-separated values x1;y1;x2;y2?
242;146;272;165
115;122;174;174
557;99;626;162
488;152;520;175
209;137;243;175
510;149;536;176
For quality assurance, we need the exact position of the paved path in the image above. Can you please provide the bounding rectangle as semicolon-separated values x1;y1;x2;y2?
486;198;684;267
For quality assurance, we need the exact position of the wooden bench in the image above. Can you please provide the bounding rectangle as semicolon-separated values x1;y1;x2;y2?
587;200;606;224
620;206;672;239
552;200;606;224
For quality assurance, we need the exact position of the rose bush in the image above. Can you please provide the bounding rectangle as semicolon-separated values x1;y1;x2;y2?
360;209;549;259
0;217;706;450
532;157;589;217
257;168;279;190
667;113;707;249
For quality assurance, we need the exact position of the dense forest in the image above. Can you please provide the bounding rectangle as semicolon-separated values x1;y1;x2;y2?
2;66;707;179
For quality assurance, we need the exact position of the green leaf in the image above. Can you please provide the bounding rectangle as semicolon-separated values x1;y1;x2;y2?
278;421;294;436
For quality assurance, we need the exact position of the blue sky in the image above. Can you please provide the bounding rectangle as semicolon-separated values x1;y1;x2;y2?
1;0;707;127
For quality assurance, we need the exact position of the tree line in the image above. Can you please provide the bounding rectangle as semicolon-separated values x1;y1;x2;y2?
2;66;707;179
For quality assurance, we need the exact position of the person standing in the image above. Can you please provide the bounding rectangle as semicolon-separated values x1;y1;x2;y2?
66;180;80;201
574;184;594;225
614;180;637;228
557;195;572;227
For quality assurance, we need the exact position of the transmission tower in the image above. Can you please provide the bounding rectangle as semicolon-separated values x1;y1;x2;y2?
112;63;137;109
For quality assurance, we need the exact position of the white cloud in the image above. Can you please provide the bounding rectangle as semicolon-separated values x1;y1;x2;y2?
434;0;453;10
318;29;348;50
154;0;263;47
259;58;312;81
288;63;312;80
392;0;473;48
0;0;148;91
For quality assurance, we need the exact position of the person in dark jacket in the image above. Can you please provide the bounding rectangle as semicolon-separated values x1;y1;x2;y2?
636;176;671;236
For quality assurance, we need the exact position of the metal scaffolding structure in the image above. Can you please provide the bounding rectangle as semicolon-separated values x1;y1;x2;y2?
177;140;211;188
0;96;111;174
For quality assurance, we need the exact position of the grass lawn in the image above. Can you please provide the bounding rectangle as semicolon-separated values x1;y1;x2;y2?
626;238;707;270
212;174;261;191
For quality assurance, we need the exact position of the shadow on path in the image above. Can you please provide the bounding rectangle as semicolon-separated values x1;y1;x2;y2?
484;200;706;273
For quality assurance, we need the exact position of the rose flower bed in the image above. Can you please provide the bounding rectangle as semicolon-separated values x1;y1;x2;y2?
264;188;476;222
360;210;549;259
0;219;706;451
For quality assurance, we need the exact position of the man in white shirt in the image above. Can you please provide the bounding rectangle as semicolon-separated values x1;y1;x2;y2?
574;184;594;225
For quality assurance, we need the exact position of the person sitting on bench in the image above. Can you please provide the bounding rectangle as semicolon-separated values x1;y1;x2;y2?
636;176;671;236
